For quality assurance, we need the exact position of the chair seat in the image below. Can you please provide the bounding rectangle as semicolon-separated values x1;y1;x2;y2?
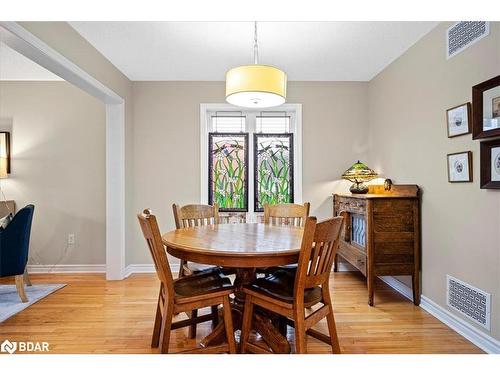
187;262;217;273
258;264;297;275
247;268;322;308
174;268;233;299
185;262;236;276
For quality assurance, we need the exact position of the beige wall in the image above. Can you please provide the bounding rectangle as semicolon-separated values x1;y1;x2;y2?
18;22;136;266
368;22;500;340
0;81;106;264
131;81;368;264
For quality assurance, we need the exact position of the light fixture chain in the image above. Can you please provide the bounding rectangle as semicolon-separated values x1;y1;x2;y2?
253;21;259;65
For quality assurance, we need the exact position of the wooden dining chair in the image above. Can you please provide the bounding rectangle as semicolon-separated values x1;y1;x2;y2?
240;216;343;354
259;202;310;275
172;203;220;277
137;209;236;354
263;202;310;227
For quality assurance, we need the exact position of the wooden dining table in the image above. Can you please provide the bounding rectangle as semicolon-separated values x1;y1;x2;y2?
162;222;303;353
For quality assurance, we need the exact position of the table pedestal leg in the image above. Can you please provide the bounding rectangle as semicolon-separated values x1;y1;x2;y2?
200;268;291;353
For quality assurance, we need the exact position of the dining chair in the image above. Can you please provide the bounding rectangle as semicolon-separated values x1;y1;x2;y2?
259;202;310;275
240;216;343;354
172;203;220;277
263;202;310;227
0;205;35;302
137;209;236;354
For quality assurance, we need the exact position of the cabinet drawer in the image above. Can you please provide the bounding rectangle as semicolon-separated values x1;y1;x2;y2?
335;197;366;215
337;241;367;276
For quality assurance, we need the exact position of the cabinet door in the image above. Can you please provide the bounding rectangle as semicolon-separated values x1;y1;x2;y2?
372;199;416;267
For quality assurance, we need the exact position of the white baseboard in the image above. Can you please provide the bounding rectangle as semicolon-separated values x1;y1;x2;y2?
26;263;176;277
124;263;178;278
125;263;353;276
379;275;414;302
420;295;500;354
379;275;500;354
27;262;350;276
336;262;358;272
27;264;106;273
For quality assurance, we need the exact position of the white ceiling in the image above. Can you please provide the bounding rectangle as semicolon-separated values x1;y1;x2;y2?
0;22;438;81
68;21;437;81
0;42;63;81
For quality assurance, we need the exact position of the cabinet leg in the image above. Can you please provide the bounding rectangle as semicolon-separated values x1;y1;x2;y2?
367;274;374;306
412;272;420;306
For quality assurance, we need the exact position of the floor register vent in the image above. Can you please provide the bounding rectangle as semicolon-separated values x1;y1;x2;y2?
446;275;491;330
446;21;490;59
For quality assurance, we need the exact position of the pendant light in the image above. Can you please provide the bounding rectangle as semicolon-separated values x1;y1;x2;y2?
225;22;287;108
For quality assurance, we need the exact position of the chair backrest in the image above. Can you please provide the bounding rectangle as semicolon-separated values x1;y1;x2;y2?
294;216;344;297
137;209;174;296
263;202;310;227
0;204;35;277
172;203;219;229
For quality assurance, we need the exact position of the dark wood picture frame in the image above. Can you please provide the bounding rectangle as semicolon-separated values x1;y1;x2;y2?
253;133;294;212
0;131;11;174
446;102;471;138
480;139;500;189
447;151;473;183
208;132;249;212
472;75;500;139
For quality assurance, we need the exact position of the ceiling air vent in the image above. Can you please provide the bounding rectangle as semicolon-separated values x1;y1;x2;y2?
447;275;491;330
446;21;490;59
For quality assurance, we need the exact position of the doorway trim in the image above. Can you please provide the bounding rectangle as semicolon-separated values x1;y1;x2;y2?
0;21;126;280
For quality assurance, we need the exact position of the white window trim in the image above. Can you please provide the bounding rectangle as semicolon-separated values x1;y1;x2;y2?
200;103;302;221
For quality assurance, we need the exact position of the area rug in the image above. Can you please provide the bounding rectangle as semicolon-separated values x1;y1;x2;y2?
0;284;66;323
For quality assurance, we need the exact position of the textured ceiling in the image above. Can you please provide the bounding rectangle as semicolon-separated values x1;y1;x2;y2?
68;21;438;81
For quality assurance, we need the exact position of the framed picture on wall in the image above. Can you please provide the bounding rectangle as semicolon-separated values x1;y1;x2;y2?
0;131;11;175
447;151;472;183
472;75;500;139
446;103;471;137
480;139;500;189
493;96;500;118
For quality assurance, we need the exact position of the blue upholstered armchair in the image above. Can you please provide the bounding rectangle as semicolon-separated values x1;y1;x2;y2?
0;205;35;302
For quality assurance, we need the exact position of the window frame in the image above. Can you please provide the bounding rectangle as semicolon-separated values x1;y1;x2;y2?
200;103;302;220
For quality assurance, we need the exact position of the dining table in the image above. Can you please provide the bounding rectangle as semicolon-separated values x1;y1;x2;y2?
162;222;303;353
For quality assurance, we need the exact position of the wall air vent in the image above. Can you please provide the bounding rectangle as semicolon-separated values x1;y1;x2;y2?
447;275;491;330
446;21;490;59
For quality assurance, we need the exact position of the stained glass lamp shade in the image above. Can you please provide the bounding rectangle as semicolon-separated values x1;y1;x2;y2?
341;161;378;194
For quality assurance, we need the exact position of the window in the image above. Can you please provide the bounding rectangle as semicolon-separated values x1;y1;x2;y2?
254;132;293;212
208;132;248;212
201;104;302;220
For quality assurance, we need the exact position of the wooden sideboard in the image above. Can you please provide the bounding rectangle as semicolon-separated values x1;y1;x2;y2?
333;184;420;306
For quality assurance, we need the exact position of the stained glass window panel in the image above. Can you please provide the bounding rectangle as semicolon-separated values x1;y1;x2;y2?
254;133;294;212
208;133;248;212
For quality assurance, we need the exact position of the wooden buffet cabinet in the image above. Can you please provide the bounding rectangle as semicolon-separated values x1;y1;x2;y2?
333;184;420;306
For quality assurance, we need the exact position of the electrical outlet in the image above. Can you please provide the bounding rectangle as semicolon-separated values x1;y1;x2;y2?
68;233;75;245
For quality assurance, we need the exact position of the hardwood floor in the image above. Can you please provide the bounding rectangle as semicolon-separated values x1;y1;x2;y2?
0;272;482;354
